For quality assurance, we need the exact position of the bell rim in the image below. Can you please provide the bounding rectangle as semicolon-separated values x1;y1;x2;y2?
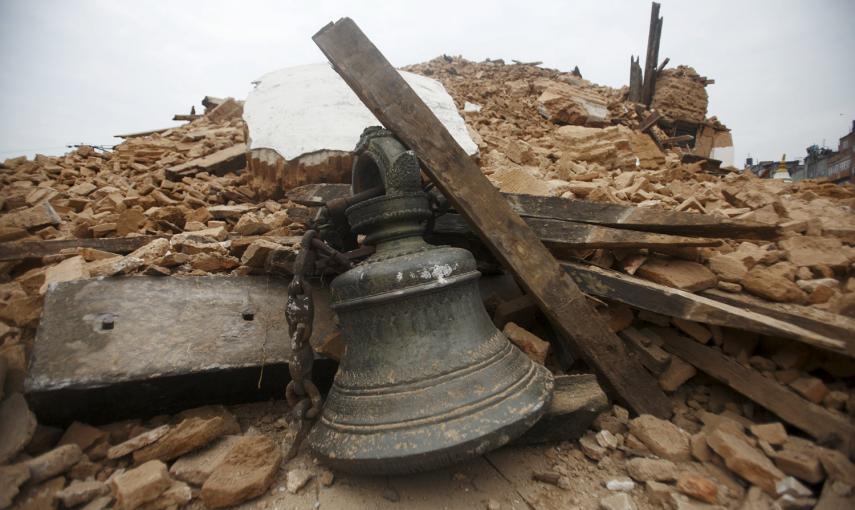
307;363;553;475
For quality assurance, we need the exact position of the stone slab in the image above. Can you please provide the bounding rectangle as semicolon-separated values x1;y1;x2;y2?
25;276;337;424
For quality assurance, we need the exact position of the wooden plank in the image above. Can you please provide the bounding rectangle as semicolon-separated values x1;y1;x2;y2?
27;276;337;426
504;194;778;240
166;143;247;181
661;134;694;145
702;288;855;344
114;127;171;139
561;260;852;357
655;328;855;454
313;18;672;418
619;327;671;374
432;214;722;252
638;110;662;133
286;184;779;240
0;236;165;261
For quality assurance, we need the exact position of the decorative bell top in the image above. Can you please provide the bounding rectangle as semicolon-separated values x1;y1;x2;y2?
330;128;477;307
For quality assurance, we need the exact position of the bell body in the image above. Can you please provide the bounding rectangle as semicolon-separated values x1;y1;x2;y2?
307;130;553;474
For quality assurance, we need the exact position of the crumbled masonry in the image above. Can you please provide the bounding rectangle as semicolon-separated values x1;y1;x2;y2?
0;53;853;509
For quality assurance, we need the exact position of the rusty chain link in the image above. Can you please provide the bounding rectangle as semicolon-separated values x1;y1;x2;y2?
283;226;354;460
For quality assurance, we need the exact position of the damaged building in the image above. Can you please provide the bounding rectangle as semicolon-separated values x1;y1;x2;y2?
1;4;854;510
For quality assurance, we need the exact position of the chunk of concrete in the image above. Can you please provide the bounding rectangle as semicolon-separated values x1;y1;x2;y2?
628;414;691;462
200;435;282;508
706;429;785;494
110;460;171;510
0;393;37;464
25;444;83;483
132;417;230;463
514;374;608;445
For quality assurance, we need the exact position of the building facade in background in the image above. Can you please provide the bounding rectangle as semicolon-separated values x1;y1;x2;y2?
745;158;803;180
802;121;855;184
747;121;855;183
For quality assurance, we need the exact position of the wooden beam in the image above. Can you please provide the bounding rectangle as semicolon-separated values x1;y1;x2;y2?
561;261;852;357
286;184;780;240
505;193;778;240
619;327;672;375
638;111;662;134
172;114;202;122
702;289;855;345
628;56;642;103
661;134;695;146
114;127;171;139
0;236;166;261
313;18;672;418
640;2;663;106
432;214;722;252
647;16;663;103
655;328;855;454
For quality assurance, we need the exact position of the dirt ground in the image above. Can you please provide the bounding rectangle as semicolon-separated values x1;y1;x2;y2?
192;401;667;510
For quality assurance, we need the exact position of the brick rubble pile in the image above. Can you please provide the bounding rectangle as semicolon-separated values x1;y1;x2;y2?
0;55;853;509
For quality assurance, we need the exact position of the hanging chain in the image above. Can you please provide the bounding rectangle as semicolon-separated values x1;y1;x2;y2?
281;183;407;458
284;230;322;460
424;183;449;237
283;226;354;460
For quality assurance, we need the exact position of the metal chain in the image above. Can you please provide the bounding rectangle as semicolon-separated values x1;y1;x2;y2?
284;230;322;460
283;226;354;460
423;183;449;237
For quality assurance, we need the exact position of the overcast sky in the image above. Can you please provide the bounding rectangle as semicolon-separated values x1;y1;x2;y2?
1;0;853;166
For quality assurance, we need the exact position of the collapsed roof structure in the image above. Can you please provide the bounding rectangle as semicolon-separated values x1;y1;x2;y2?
0;4;854;510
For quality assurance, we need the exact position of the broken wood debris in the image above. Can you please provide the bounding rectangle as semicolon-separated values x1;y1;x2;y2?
288;183;780;240
562;260;852;356
655;327;855;454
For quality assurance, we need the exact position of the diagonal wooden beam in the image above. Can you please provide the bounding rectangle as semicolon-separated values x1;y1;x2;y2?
656;328;854;454
562;260;851;357
313;18;671;417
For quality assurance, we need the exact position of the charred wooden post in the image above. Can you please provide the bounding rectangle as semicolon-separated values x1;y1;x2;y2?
641;2;663;106
628;56;642;103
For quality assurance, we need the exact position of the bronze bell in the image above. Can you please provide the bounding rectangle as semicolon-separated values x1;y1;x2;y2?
308;128;553;474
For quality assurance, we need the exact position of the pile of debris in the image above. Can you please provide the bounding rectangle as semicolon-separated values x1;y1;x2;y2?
404;54;855;315
1;29;854;510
